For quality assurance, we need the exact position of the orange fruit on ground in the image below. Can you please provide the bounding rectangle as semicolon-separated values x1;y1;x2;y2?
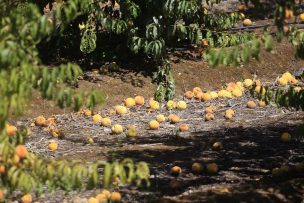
149;99;159;110
205;113;214;121
171;166;182;176
92;114;102;123
124;97;136;107
88;197;99;203
21;193;32;203
179;124;189;132
225;109;235;119
35;116;46;127
84;109;92;116
232;88;242;97
0;165;5;174
101;189;111;199
16;145;28;158
209;91;218;99
226;82;238;92
277;77;288;86
281;132;291;142
192;162;204;174
243;79;253;88
101;117;112;127
134;95;145;105
6;124;17;136
45;117;55;126
166;100;176;110
205;106;216;114
110;192;122;202
247;100;256;109
111;124;124;134
194;92;203;100
238;4;246;11
206;163;219;174
176;101;187;110
96;193;107;202
168;114;180;124
48;141;58;151
243;18;252;26
218;89;232;98
300;13;304;21
126;128;137;138
201;93;212;102
149;120;159;130
185;91;194;99
258;100;266;107
193;87;202;95
156;114;166;123
115;105;128;115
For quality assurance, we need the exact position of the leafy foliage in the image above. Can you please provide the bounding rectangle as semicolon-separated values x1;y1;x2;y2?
0;1;149;200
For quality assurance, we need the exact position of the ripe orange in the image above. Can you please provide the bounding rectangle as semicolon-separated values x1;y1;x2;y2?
92;114;102;123
201;93;212;102
96;193;107;202
277;77;288;86
192;162;204;174
243;18;252;26
115;105;128;115
6;124;17;136
101;117;112;127
171;166;182;176
16;145;28;158
134;95;145;105
84;109;92;116
205;113;214;121
124;97;136;107
88;197;99;203
21;193;32;203
247;100;256;109
111;124;124;134
205;106;216;114
35;116;46;127
185;91;194;99
101;189;111;199
176;101;187;110
110;192;122;202
168;114;180;124
179;124;189;132
156;114;166;123
258;100;266;107
149;99;159;110
48;141;58;151
193;87;202;95
149;120;160;130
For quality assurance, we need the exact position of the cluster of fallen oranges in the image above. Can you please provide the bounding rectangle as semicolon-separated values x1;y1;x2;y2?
239;4;304;27
33;115;59;151
87;189;121;203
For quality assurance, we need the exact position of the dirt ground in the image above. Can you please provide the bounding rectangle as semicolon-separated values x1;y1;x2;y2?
11;38;304;203
20;39;304;119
